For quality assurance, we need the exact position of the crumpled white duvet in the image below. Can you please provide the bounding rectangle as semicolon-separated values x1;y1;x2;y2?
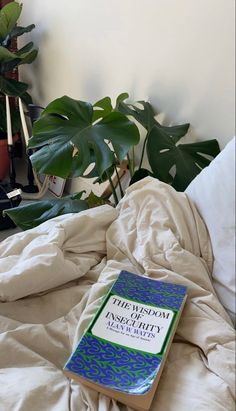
0;177;235;411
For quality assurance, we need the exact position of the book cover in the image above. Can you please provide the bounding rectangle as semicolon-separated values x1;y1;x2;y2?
64;271;187;411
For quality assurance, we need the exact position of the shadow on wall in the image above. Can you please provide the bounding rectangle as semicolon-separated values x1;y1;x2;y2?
147;79;215;145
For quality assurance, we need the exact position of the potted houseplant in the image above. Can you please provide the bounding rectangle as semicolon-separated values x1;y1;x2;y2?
0;1;38;179
4;92;220;230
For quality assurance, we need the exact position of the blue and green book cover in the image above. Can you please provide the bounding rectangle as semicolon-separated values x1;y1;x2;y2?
64;271;187;410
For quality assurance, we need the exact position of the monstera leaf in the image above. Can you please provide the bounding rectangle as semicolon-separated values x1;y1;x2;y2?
118;99;190;141
85;191;109;207
92;96;113;122
118;100;157;131
29;95;140;179
115;92;129;110
4;192;89;230
147;125;220;191
92;92;130;122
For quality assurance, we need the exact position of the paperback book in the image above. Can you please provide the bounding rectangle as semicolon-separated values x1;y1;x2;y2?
64;271;187;411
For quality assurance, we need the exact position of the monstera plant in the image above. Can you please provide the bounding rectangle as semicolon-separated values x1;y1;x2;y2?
4;92;220;230
118;99;220;191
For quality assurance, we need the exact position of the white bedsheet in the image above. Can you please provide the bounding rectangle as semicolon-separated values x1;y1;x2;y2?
0;177;235;411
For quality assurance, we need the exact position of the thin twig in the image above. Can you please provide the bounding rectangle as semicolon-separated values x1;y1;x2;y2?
115;164;124;198
127;153;133;178
139;134;148;169
132;146;135;174
106;171;119;206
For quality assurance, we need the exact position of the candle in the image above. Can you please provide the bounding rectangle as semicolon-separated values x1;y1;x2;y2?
5;95;13;145
19;97;30;146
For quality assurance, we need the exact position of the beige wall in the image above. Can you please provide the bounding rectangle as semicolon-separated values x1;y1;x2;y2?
19;0;235;193
19;0;235;148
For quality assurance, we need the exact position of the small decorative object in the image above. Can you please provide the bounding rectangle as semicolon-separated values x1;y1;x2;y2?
44;175;65;197
64;270;187;411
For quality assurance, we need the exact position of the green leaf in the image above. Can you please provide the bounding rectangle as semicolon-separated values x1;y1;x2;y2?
118;99;190;143
0;24;36;47
9;24;35;40
4;194;89;230
16;41;34;56
0;99;21;134
118;100;157;131
0;49;37;77
43;95;93;122
18;49;38;65
62;192;85;200
0;45;38;67
93;96;113;122
30;141;74;178
0;57;20;74
0;21;8;44
115;92;129;110
0;2;22;41
20;91;33;105
0;46;18;62
161;123;190;143
85;191;108;207
93;163;115;183
29;95;140;179
147;125;220;191
0;75;28;96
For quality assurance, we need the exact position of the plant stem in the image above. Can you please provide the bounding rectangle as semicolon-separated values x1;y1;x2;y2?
115;164;124;198
106;171;119;206
139;134;148;170
127;153;133;178
132;146;135;174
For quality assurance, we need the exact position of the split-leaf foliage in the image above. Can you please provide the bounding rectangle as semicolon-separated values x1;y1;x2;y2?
4;92;220;229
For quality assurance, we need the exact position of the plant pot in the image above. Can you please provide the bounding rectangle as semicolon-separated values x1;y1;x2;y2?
0;135;19;181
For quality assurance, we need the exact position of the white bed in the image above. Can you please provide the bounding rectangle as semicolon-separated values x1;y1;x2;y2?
0;139;235;411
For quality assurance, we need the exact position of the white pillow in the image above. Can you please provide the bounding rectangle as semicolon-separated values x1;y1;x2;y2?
186;137;235;325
